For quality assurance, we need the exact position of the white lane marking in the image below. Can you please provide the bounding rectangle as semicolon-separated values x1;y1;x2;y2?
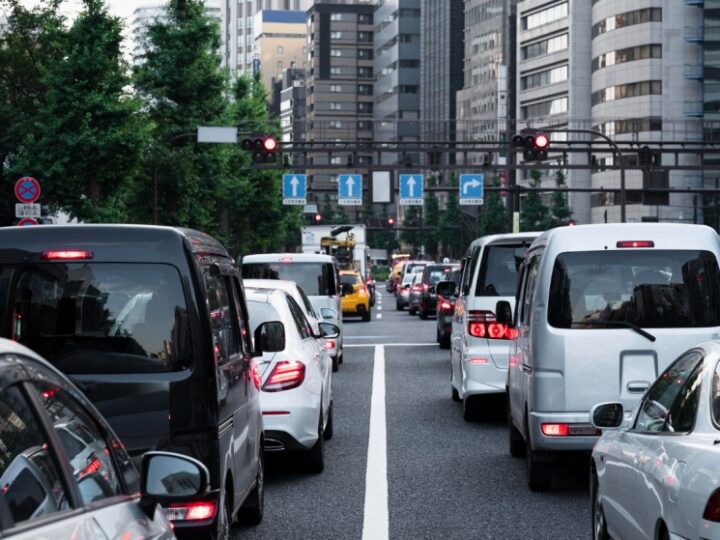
362;345;388;540
345;342;436;348
376;313;383;320
377;305;382;311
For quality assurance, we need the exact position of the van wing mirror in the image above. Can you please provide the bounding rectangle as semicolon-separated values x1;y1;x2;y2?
590;402;625;429
495;300;513;325
254;321;285;354
435;280;455;298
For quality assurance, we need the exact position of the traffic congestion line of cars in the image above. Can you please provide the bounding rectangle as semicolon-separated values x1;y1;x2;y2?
0;226;345;539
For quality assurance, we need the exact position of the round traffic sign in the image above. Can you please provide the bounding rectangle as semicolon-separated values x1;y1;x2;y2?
17;217;38;226
15;177;41;204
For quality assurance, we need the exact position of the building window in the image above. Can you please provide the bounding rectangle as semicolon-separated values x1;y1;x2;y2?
277;61;283;69
522;2;568;31
358;48;373;59
522;96;568;119
330;13;342;21
358;13;372;24
592;44;661;71
521;65;568;90
591;81;662;106
330;48;342;57
592;118;662;137
277;45;284;53
330;67;342;75
521;33;568;60
331;31;342;39
592;8;662;37
357;84;373;95
330;102;342;110
330;85;342;93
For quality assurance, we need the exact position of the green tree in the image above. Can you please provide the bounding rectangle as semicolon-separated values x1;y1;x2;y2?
520;170;550;232
423;174;440;259
5;0;147;222
401;206;423;254
479;175;509;235
438;174;471;259
320;193;335;223
544;169;572;228
374;204;398;252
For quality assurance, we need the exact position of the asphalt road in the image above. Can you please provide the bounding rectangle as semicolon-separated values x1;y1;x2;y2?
236;290;590;539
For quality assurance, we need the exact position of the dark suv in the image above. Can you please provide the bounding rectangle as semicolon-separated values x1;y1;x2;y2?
0;225;283;538
411;264;459;319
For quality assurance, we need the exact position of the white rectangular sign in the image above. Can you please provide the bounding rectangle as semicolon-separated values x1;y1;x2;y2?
15;203;41;218
303;204;318;214
197;126;238;144
372;171;391;203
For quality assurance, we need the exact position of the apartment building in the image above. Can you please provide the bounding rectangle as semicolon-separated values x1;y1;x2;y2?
253;10;307;94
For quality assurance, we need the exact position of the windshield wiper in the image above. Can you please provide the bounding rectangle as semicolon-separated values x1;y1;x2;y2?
571;320;656;342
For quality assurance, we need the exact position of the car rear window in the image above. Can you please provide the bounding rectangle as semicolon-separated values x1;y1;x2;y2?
0;263;192;374
340;274;360;285
423;266;456;285
475;245;524;297
548;250;720;328
242;262;337;296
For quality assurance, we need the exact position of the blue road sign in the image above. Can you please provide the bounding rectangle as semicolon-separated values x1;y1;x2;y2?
399;174;423;205
282;174;307;205
459;174;484;205
338;174;363;205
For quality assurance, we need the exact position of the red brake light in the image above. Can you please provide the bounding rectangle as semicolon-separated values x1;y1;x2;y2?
79;457;101;478
422;283;429;292
616;241;654;248
280;256;293;263
251;361;261;390
487;323;507;339
467;311;516;340
168;501;217;521
42;250;94;260
263;361;305;392
469;322;486;338
324;340;336;350
704;489;720;522
440;301;452;310
541;423;570;437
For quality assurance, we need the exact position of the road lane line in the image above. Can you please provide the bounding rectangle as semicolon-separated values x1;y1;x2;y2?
362;345;388;540
377;305;382;311
376;313;383;320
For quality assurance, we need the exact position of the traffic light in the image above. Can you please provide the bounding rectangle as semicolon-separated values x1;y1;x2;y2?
241;134;279;163
386;217;395;226
314;213;323;223
511;131;549;161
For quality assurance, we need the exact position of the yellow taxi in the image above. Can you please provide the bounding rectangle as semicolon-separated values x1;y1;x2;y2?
339;270;372;322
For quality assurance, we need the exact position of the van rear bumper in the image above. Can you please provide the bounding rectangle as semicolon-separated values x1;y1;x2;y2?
528;411;599;452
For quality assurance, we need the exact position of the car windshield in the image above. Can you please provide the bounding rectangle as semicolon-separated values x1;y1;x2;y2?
475;245;523;297
242;262;337;296
0;263;192;374
548;250;720;328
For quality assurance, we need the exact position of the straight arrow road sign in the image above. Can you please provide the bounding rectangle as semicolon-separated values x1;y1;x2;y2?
459;174;484;205
399;174;423;205
338;174;363;205
283;174;307;205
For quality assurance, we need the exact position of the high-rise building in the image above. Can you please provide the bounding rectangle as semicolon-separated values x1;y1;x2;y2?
253;10;308;95
515;0;591;222
278;66;307;148
305;1;375;195
221;0;312;77
420;0;464;148
590;1;702;223
373;0;421;165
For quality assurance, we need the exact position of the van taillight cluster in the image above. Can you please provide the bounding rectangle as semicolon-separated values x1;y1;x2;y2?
616;240;654;248
468;310;518;340
262;361;305;392
703;489;720;522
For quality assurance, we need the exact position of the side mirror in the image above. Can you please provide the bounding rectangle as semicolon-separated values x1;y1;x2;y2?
435;280;455;298
140;451;210;518
495;300;513;325
590;402;625;430
254;321;285;354
319;322;340;339
320;307;338;320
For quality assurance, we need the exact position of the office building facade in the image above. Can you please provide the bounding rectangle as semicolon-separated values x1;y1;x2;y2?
253;10;308;94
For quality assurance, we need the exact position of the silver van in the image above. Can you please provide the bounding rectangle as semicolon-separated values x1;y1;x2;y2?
503;224;720;491
445;233;539;421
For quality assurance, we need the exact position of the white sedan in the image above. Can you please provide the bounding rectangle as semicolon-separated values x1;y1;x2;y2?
590;341;720;540
246;288;336;473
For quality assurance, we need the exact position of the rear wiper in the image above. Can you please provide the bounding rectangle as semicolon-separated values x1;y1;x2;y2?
571;320;656;342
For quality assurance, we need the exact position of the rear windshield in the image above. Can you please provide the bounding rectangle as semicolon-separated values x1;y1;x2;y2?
0;263;191;374
548;250;720;329
247;300;281;335
242;262;337;296
340;274;360;285
423;265;456;285
475;245;524;297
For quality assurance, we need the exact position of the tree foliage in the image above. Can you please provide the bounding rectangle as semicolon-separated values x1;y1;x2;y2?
423;174;440;259
400;205;423;254
479;175;509;236
520;170;549;232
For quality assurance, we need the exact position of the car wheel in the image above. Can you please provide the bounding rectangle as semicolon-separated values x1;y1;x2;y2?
525;424;552;491
440;334;451;349
324;401;334;440
338;351;343;364
408;306;416;315
592;471;610;540
332;355;339;372
238;445;264;525
419;309;428;320
305;414;325;474
396;301;403;311
362;310;371;322
508;401;526;458
462;395;481;421
451;385;460;402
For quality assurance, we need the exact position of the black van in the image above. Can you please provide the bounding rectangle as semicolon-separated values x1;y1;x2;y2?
0;225;283;539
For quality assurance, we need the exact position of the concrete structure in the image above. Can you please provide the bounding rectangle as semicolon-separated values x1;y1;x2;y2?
305;1;375;196
515;0;591;223
221;0;311;77
590;1;702;224
373;0;421;165
253;10;307;95
278;67;307;148
420;0;464;148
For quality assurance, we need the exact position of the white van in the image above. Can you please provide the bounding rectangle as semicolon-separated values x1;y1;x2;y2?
241;253;343;363
448;233;540;421
503;224;720;491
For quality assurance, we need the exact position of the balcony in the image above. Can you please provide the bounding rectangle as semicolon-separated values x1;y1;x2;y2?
684;63;704;79
684;100;704;117
684;25;704;42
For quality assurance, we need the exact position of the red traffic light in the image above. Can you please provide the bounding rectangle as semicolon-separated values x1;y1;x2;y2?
314;214;322;223
387;217;395;226
263;136;278;152
534;133;549;150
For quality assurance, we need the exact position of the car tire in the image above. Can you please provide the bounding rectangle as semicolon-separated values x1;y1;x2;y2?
332;355;339;372
439;334;451;349
525;426;552;491
238;445;264;526
508;404;526;458
338;352;344;364
462;395;481;421
419;309;428;320
362;310;371;322
592;471;610;540
396;301;403;311
451;385;460;402
324;401;334;441
305;415;325;474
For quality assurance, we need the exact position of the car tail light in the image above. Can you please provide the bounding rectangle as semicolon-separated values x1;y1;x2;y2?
469;357;488;365
422;283;429;292
324;340;336;350
411;284;421;292
280;256;293;262
703;489;720;522
439;300;453;311
468;310;517;340
541;423;569;437
42;250;94;260
251;361;262;390
359;285;367;294
262;361;305;392
79;456;102;478
616;241;654;248
167;501;217;521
